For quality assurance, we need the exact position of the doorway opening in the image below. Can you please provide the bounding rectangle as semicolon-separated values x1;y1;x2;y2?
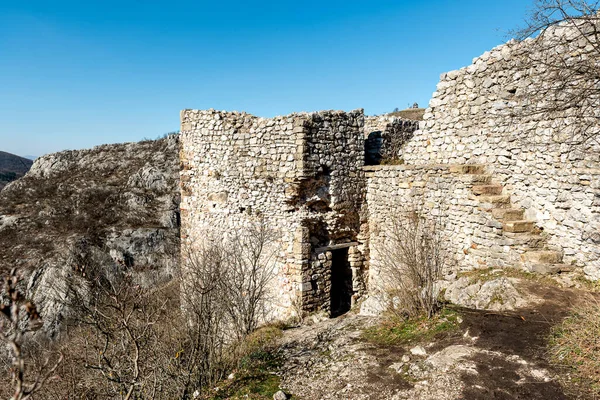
330;248;353;317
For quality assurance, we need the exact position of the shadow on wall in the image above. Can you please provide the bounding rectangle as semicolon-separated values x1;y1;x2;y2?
365;131;384;165
364;118;420;166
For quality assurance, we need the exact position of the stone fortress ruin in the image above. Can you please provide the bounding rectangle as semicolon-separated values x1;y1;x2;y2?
180;20;600;320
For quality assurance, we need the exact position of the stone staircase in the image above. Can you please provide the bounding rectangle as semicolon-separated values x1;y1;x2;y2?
451;165;572;275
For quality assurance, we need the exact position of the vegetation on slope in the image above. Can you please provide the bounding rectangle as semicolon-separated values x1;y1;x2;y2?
0;136;180;276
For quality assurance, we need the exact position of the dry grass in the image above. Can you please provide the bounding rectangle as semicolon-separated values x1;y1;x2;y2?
380;158;405;166
199;325;285;400
549;297;600;397
0;137;179;275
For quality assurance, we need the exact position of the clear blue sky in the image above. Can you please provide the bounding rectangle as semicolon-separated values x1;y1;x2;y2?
0;0;533;157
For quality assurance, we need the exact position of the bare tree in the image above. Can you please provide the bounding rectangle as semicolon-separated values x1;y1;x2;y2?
40;242;231;400
178;242;232;396
223;216;277;340
73;278;171;399
0;269;62;400
174;217;278;395
378;209;446;319
509;0;600;149
0;218;278;399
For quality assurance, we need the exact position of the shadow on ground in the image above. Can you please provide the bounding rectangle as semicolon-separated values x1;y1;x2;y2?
455;280;579;399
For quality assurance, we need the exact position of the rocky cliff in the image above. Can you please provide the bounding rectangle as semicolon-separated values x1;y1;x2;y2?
0;135;180;337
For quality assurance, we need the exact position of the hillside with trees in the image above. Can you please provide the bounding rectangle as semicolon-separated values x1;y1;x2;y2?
0;151;33;191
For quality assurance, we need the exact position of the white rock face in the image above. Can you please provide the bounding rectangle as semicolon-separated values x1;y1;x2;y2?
273;390;288;400
358;295;386;316
0;135;181;337
444;277;538;311
425;345;477;372
410;346;427;356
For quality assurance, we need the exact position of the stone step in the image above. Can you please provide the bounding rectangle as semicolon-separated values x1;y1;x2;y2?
522;250;563;264
503;220;536;233
492;208;525;221
528;263;575;275
449;164;486;175
471;174;493;184
504;233;546;248
472;185;503;196
478;195;512;208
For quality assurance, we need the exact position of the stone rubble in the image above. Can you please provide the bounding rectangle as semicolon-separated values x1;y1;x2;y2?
276;312;561;400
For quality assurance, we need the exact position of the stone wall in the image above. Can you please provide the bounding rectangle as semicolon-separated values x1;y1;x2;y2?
365;164;528;292
180;22;600;322
180;109;367;319
364;116;419;165
402;25;600;279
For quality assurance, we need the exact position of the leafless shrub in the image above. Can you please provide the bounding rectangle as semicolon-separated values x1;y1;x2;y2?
43;243;229;399
0;217;277;399
379;209;446;319
223;216;277;340
177;216;278;389
0;269;62;400
179;241;233;393
74;279;172;399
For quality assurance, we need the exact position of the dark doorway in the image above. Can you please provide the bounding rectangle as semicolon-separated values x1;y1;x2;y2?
330;248;353;317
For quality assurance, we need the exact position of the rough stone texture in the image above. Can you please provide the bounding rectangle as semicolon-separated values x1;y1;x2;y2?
363;163;551;298
402;26;600;279
180;21;600;322
180;109;367;320
277;312;562;400
364;116;419;165
442;276;540;311
0;136;180;336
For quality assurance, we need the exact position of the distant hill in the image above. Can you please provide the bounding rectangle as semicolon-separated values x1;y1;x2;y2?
0;151;33;191
388;108;426;121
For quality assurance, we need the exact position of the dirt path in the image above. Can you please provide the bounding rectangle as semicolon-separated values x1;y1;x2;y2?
276;279;586;400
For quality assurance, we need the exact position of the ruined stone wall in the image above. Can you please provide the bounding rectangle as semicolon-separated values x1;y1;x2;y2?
365;164;524;293
364;116;419;165
180;109;366;319
402;26;600;279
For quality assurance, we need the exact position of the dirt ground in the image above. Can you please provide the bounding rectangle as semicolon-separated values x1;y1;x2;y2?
275;278;592;400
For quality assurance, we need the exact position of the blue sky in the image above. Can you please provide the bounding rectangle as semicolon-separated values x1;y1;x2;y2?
0;0;532;157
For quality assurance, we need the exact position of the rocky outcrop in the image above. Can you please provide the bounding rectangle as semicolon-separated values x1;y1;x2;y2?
443;276;539;311
0;135;180;337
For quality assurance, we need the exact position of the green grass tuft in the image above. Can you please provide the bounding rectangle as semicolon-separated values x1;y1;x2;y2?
361;307;461;346
207;325;288;400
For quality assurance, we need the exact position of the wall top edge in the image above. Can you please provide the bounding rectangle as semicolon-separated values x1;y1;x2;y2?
180;108;365;123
